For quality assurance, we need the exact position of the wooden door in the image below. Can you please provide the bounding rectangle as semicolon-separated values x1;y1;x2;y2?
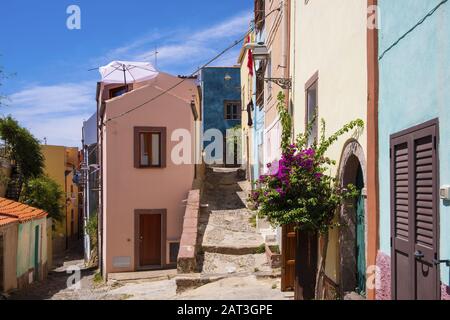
139;214;162;267
281;224;296;291
295;230;318;300
34;225;40;280
391;120;440;300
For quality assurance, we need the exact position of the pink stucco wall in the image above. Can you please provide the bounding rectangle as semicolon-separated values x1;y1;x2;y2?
376;251;450;300
375;251;391;300
101;73;198;274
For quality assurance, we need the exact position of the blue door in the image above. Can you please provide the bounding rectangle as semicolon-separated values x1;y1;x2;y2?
355;166;366;295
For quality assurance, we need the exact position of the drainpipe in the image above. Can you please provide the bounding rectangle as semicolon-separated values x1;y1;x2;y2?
81;125;90;262
97;83;104;278
366;0;380;300
65;168;69;250
281;0;291;111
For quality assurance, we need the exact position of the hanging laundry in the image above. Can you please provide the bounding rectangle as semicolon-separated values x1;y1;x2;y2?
247;99;254;127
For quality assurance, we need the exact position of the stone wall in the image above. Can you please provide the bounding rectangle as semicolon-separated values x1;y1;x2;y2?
177;189;200;273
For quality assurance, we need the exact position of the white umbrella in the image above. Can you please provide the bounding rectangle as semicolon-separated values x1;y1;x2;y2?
99;61;159;85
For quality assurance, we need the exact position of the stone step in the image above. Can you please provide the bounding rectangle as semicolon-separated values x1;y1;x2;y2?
201;244;264;255
175;273;225;293
107;269;177;284
199;252;272;275
176;271;282;294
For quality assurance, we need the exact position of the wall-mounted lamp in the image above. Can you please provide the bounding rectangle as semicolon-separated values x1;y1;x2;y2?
249;43;270;62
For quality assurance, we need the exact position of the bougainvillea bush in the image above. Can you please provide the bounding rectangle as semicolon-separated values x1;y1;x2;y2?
251;144;355;234
251;93;364;234
249;92;364;298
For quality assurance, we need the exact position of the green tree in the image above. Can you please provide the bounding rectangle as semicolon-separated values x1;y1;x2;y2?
20;175;64;222
86;212;98;249
0;116;44;180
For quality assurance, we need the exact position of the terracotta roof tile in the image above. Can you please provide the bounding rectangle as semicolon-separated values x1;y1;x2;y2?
0;197;48;223
0;214;18;227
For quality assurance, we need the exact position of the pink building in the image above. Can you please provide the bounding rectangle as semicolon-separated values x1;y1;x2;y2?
97;72;201;275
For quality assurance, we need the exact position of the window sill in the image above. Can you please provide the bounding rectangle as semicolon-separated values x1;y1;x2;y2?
136;166;165;169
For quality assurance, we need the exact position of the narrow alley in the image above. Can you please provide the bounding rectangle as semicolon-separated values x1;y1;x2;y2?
5;167;290;300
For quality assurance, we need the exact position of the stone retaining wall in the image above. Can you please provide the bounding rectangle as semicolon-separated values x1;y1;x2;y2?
177;189;200;273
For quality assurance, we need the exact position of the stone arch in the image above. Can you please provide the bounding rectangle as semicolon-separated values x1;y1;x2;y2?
337;139;367;296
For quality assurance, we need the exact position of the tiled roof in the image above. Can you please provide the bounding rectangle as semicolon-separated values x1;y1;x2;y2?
0;214;18;227
0;197;48;223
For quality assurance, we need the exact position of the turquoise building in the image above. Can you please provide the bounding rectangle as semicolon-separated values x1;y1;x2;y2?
377;0;450;300
200;67;241;164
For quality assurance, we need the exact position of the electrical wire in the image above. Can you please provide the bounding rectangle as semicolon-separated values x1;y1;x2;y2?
102;5;282;125
103;32;249;125
379;0;448;61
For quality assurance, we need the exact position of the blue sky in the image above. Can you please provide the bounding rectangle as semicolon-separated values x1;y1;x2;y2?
0;0;252;146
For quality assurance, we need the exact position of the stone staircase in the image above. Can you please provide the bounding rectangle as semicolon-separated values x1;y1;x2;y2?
176;166;280;293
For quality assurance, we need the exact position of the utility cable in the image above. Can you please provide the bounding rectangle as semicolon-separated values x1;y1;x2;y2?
102;5;282;125
379;0;448;60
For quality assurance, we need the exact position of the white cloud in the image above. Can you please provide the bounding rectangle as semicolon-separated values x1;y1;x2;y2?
8;82;93;117
3;82;95;147
102;11;252;72
191;12;252;43
4;11;252;147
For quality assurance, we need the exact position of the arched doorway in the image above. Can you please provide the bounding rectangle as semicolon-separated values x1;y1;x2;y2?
338;141;367;298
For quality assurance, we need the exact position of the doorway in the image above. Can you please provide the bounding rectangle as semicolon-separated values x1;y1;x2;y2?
390;119;440;300
34;225;40;281
339;141;367;297
135;209;166;269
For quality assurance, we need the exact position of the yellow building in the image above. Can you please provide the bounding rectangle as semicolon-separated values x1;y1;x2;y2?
290;0;369;299
41;145;80;255
238;31;255;182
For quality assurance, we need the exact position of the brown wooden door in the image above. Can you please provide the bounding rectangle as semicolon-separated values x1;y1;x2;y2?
281;224;296;291
139;214;162;267
295;230;318;300
390;120;440;300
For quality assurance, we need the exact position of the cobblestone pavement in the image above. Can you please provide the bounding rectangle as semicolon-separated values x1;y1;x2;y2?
6;257;290;300
6;245;117;300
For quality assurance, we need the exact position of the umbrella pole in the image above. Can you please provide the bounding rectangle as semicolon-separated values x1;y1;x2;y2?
122;65;127;88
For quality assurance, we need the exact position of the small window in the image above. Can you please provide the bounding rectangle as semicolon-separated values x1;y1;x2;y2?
224;101;241;120
134;127;166;168
139;132;161;167
256;61;266;108
169;242;180;265
305;73;319;146
110;86;128;99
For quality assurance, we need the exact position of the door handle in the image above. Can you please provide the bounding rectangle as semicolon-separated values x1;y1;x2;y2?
414;250;424;259
139;236;144;241
433;259;450;267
